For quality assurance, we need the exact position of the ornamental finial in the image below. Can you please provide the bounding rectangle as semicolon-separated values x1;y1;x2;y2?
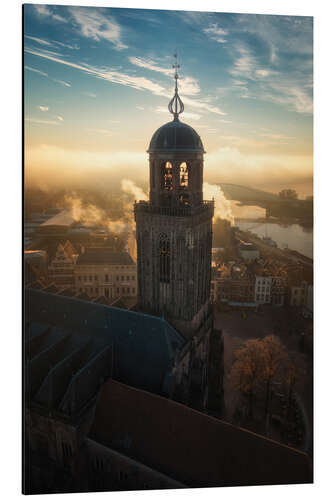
168;52;184;121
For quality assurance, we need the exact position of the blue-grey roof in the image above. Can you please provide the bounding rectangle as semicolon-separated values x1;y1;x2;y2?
148;120;204;153
25;289;186;396
77;249;134;266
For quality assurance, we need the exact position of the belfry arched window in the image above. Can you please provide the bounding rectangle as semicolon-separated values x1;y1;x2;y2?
179;162;189;188
159;233;170;283
161;162;173;190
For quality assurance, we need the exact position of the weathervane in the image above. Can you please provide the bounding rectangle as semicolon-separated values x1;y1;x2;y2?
168;52;184;121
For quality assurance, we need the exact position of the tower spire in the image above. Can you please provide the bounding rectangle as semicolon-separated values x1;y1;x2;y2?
168;52;184;121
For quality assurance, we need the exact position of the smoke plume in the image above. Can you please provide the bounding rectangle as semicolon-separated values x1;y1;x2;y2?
121;179;148;202
203;182;234;225
63;179;148;234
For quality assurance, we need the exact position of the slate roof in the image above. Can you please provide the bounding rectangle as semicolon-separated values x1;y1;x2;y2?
77;249;134;266
25;288;185;395
91;379;313;488
24;321;112;417
148;120;204;153
56;288;76;297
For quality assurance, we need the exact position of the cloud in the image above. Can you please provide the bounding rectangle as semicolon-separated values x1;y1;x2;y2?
218;135;291;150
53;79;71;87
255;69;272;78
25;66;48;77
86;128;113;137
228;40;312;113
34;5;52;17
129;56;173;77
81;91;96;98
25;35;52;46
25;144;147;190
236;14;313;61
25;35;79;51
69;7;127;50
26;47;64;58
52;40;80;50
25;60;72;88
33;5;126;48
233;80;248;86
25;47;227;117
228;16;313;114
155;106;201;121
205;146;313;192
262;83;313;114
34;4;67;23
39;105;49;112
288;87;313;114
56;116;64;122
179;76;200;96
25;118;59;126
129;57;200;96
182;111;202;121
204;23;228;43
52;14;67;23
260;133;294;140
230;45;256;79
129;56;201;97
24;47;167;96
181;95;226;116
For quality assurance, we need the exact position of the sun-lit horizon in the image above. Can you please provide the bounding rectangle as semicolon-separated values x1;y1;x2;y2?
24;5;313;197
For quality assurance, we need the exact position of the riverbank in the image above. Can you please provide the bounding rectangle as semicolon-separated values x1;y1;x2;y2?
235;227;313;267
236;216;313;228
236;220;313;260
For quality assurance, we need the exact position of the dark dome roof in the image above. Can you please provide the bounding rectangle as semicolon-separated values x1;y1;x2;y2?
148;120;204;153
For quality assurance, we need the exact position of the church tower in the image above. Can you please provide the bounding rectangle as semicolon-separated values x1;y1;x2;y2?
134;55;214;338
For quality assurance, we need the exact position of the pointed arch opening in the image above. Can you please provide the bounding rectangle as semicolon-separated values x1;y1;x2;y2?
159;233;170;283
179;162;189;188
161;161;173;191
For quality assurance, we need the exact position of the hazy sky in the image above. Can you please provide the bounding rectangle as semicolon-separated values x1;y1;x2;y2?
24;4;313;196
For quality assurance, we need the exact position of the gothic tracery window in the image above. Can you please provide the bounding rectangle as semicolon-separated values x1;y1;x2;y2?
161;161;173;190
159;233;170;283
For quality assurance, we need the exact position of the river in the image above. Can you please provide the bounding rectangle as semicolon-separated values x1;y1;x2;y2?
236;220;313;259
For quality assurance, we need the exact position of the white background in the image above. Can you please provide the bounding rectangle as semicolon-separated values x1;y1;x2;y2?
1;0;331;498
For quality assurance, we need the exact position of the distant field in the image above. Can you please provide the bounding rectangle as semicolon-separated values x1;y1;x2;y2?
219;183;279;203
220;183;313;223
